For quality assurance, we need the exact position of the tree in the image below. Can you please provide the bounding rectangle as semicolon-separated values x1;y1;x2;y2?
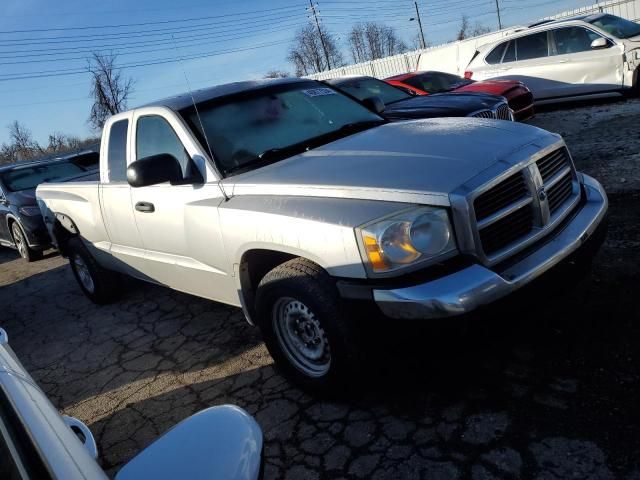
456;15;492;41
287;24;344;76
264;70;291;79
348;22;408;63
47;132;68;153
88;53;133;130
7;121;42;162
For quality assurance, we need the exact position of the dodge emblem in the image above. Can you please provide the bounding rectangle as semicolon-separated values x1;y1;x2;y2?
538;186;547;201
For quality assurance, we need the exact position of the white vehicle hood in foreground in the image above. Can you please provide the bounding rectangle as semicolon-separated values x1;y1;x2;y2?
224;118;554;206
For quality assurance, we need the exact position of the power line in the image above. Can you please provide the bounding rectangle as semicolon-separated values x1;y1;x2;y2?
0;37;295;82
0;11;305;47
0;17;307;59
0;4;302;35
0;22;307;66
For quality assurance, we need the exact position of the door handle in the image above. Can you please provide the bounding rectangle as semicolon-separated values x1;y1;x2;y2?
135;201;155;213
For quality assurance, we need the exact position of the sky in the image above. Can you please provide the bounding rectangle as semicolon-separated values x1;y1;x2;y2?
0;0;594;146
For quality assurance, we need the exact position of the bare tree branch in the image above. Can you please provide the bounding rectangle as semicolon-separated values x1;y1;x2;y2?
88;53;134;130
287;24;344;76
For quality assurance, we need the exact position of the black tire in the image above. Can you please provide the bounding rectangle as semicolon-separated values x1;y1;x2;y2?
11;221;42;262
254;258;360;392
66;237;120;304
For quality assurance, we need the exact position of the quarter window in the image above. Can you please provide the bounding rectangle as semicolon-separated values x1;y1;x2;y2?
485;42;507;64
553;27;602;55
107;119;129;182
136;116;191;177
516;32;549;60
503;41;516;63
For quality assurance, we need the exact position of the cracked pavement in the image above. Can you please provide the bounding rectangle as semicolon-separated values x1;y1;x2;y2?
1;98;640;479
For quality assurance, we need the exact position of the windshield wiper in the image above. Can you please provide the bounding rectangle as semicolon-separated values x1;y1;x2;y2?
335;120;386;134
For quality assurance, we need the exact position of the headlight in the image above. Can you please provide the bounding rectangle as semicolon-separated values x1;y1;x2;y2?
19;206;42;217
358;207;457;275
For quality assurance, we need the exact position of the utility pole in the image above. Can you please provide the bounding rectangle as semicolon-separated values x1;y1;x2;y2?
309;1;331;71
414;1;426;50
495;0;503;30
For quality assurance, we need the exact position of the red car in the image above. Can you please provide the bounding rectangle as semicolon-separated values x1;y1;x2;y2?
385;70;535;121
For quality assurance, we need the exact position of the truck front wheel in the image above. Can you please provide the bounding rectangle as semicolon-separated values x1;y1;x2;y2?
255;258;359;392
67;237;120;304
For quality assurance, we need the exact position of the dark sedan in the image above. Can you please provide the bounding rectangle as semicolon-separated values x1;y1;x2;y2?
0;151;98;261
324;75;514;122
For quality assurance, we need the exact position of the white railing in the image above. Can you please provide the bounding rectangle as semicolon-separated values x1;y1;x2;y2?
306;0;640;80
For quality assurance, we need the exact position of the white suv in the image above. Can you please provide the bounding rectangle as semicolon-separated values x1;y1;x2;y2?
466;13;640;103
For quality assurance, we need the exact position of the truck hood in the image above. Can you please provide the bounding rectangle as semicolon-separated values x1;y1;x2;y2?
224;118;554;206
384;91;506;120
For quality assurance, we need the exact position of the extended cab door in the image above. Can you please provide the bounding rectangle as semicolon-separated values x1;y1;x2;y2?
128;109;237;304
546;25;624;98
99;115;147;277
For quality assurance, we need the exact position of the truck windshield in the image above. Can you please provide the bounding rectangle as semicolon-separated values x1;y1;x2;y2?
181;82;385;175
330;77;411;105
1;161;84;192
589;14;640;39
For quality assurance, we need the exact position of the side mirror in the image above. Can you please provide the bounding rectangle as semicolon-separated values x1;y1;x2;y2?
590;37;609;49
127;153;183;188
362;96;386;114
115;405;263;480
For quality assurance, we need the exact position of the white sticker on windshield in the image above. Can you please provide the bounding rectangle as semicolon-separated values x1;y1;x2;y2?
302;88;337;97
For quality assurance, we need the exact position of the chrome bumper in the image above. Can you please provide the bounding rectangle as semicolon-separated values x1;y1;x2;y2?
374;174;608;320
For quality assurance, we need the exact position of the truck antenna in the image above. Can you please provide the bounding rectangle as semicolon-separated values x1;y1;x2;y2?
170;35;229;201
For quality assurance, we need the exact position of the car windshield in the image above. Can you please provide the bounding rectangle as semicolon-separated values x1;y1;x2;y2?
332;77;411;105
1;161;84;192
405;72;474;93
181;81;384;175
589;14;640;39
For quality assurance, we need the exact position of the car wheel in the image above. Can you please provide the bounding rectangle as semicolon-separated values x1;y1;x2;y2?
255;258;360;392
67;237;120;304
11;222;42;262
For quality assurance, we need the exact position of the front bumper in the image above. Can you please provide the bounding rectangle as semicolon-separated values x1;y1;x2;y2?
372;174;608;320
19;214;51;249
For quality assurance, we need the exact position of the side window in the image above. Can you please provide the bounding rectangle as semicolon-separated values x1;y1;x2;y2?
107;119;129;182
136;116;190;177
485;42;507;64
516;31;549;61
503;41;516;63
553;27;602;55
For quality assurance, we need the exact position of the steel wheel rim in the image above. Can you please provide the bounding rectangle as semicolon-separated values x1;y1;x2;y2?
272;297;331;377
72;254;95;293
12;224;27;258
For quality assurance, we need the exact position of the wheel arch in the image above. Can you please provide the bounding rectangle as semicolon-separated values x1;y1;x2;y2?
238;248;317;325
50;212;81;257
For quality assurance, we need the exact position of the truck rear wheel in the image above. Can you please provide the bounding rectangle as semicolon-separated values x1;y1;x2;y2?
255;258;359;392
67;237;120;304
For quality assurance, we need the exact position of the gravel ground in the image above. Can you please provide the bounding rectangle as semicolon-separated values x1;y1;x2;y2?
1;97;639;479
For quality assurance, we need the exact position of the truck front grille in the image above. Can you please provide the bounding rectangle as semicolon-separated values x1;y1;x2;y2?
470;146;580;262
474;171;528;220
478;205;534;255
547;170;574;214
537;147;570;182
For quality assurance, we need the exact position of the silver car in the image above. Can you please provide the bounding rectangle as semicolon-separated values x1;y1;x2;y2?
466;13;640;103
0;328;263;480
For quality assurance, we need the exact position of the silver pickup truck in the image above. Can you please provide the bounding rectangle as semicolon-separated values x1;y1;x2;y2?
36;78;607;391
